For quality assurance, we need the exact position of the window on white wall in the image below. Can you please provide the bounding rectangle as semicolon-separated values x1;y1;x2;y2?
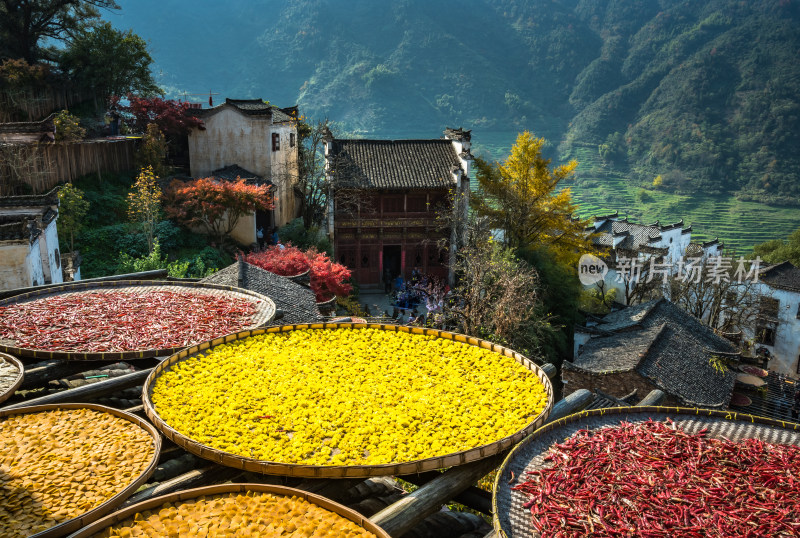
272;133;280;151
290;133;296;148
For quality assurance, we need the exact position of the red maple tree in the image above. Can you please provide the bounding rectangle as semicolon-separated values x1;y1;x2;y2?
165;178;275;244
243;245;311;276
111;94;204;136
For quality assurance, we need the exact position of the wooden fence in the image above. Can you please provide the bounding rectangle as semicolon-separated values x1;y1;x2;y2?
0;86;91;123
0;139;137;195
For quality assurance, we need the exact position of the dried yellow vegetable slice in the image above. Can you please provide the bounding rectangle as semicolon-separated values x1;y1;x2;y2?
94;492;377;538
0;408;156;538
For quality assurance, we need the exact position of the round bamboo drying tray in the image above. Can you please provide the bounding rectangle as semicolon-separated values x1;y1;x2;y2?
492;406;800;538
0;351;24;405
142;322;554;478
0;280;276;360
0;403;162;538
65;483;391;538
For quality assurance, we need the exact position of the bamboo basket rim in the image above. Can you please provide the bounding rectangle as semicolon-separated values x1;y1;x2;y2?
491;405;800;538
65;482;391;538
142;322;554;478
0;403;162;538
0;280;276;360
0;351;24;405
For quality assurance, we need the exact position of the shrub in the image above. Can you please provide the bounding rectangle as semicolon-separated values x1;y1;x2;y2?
53;110;86;142
277;217;332;255
243;245;351;302
635;188;654;203
243;245;311;277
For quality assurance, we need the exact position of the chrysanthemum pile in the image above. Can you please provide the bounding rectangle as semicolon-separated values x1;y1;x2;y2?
151;328;548;466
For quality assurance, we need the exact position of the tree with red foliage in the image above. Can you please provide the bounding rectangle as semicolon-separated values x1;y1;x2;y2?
307;249;352;302
111;94;203;137
243;245;311;277
165;177;274;245
243;245;351;302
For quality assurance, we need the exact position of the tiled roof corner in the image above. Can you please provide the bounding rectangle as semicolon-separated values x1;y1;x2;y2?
575;299;737;408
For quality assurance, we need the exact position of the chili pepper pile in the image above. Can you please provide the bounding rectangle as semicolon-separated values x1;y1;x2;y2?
513;418;800;536
0;290;258;352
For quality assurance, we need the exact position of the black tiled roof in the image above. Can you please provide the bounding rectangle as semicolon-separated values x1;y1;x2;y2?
569;298;738;408
592;219;664;251
0;113;55;134
201;261;320;325
567;324;665;373
594;300;660;332
0;219;40;242
188;99;295;123
211;165;273;187
327;139;461;190
0;187;59;208
759;261;800;293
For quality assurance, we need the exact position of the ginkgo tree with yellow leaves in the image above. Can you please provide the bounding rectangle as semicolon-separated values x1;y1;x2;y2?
127;166;162;253
471;131;593;264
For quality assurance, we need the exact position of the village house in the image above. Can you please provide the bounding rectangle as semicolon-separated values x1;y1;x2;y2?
187;99;299;244
0;188;63;291
565;298;739;409
324;128;472;286
587;212;722;304
740;261;800;378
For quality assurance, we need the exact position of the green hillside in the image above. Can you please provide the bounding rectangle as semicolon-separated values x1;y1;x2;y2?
114;0;800;205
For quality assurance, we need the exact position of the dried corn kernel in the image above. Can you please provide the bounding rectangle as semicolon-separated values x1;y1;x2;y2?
94;491;376;538
0;408;156;537
151;328;548;466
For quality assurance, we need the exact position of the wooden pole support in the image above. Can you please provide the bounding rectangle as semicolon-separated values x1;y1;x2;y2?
545;389;593;424
539;363;557;380
4;369;151;409
369;453;505;537
123;466;241;507
636;389;666;406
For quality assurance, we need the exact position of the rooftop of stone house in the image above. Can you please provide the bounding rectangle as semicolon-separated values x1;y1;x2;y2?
0;187;59;209
567;298;738;408
759;261;800;293
327;138;464;191
187;98;297;123
591;216;687;253
210;164;273;187
0;112;56;139
201;261;321;325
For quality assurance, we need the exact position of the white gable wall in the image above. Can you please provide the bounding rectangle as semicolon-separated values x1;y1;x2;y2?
38;219;63;284
188;107;299;229
744;283;800;378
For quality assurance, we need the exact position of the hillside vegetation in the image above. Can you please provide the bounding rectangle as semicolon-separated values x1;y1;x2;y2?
115;0;800;204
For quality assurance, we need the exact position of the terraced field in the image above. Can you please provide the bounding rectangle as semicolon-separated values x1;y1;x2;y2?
473;136;800;254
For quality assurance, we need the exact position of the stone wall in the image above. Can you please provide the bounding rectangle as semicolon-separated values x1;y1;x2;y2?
562;367;679;405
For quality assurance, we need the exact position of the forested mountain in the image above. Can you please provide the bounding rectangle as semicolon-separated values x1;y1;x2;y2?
114;0;800;204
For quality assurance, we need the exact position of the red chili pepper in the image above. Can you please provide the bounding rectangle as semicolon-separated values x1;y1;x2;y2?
513;419;800;536
0;290;258;352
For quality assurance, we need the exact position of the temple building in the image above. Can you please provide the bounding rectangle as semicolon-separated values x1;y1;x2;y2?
324;128;472;286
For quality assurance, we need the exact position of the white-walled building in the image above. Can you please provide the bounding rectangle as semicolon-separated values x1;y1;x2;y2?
745;262;800;378
586;212;721;304
187;99;300;243
0;188;63;290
